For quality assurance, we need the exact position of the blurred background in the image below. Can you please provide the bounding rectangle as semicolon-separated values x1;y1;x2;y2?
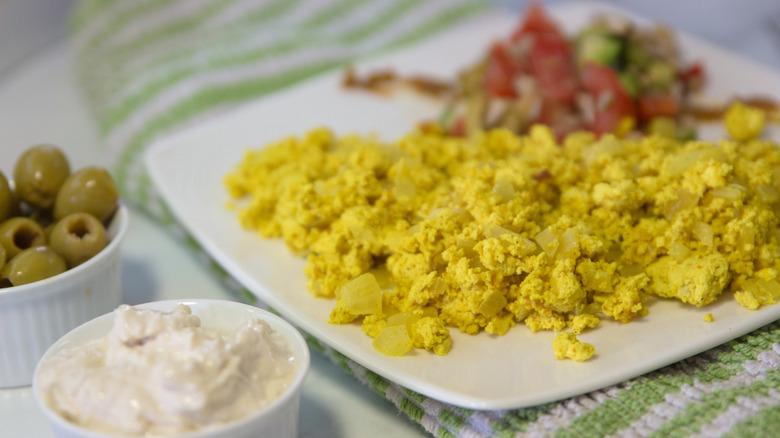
3;0;780;77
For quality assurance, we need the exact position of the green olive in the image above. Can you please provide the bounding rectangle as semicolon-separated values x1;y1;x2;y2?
0;217;46;259
54;166;119;222
1;246;67;286
13;144;71;209
0;171;15;222
49;213;108;268
0;243;6;273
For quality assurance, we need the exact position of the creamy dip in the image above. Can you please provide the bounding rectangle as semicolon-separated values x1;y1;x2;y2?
37;304;297;436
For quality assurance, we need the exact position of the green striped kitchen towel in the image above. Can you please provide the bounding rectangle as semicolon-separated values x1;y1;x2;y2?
68;1;780;436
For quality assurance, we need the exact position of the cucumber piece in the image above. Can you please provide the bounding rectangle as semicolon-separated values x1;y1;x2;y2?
577;31;623;66
619;71;640;97
647;61;675;90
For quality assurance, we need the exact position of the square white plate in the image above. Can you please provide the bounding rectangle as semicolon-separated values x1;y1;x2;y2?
146;1;780;410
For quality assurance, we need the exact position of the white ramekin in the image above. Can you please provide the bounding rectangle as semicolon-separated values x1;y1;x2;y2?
32;299;310;438
0;203;128;388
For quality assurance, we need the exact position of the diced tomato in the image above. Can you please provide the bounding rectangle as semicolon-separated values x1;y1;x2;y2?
511;2;565;41
637;93;680;123
483;42;520;98
505;3;578;103
529;34;578;103
581;62;636;135
679;60;706;91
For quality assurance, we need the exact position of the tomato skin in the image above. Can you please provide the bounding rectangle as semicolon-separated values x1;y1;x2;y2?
483;42;520;98
637;93;680;123
507;1;577;103
529;34;578;103
581;62;636;135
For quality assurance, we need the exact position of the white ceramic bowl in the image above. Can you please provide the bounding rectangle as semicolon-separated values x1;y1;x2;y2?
0;203;128;388
32;299;310;438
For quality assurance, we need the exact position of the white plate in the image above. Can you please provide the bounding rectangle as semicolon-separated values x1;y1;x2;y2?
145;1;780;410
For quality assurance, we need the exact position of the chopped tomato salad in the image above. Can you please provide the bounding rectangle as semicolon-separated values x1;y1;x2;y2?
448;2;706;139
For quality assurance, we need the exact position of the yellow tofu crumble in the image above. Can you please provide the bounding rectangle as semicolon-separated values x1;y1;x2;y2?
553;332;595;362
225;114;780;359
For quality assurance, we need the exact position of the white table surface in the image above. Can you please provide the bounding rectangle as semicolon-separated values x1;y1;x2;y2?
2;1;780;437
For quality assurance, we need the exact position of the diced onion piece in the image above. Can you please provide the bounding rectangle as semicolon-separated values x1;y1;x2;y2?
387;312;421;328
665;189;699;219
393;175;415;199
372;325;412;356
582;302;602;315
348;223;373;243
485;99;509;127
369;266;395;291
756;184;779;203
478;289;508;317
711;184;746;201
737;227;755;253
619;263;644;276
338;273;382;315
535;227;559;258
668;147;722;175
691;221;714;247
492;176;516;202
596;90;614;111
577;93;596;125
559;229;579;258
668;241;691;261
457;238;478;259
742;278;780;302
582;137;623;166
421;306;439;318
485;224;508;239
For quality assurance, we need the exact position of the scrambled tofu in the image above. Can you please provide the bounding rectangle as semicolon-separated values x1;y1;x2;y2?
553;332;595;362
225;111;780;360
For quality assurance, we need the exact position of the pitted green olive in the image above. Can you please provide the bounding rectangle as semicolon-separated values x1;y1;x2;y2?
0;243;6;273
0;172;15;223
54;167;119;222
49;213;108;268
0;217;46;259
0;145;120;287
13;144;71;209
1;246;67;286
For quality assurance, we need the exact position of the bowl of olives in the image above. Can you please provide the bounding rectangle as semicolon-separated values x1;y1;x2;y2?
0;144;128;388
